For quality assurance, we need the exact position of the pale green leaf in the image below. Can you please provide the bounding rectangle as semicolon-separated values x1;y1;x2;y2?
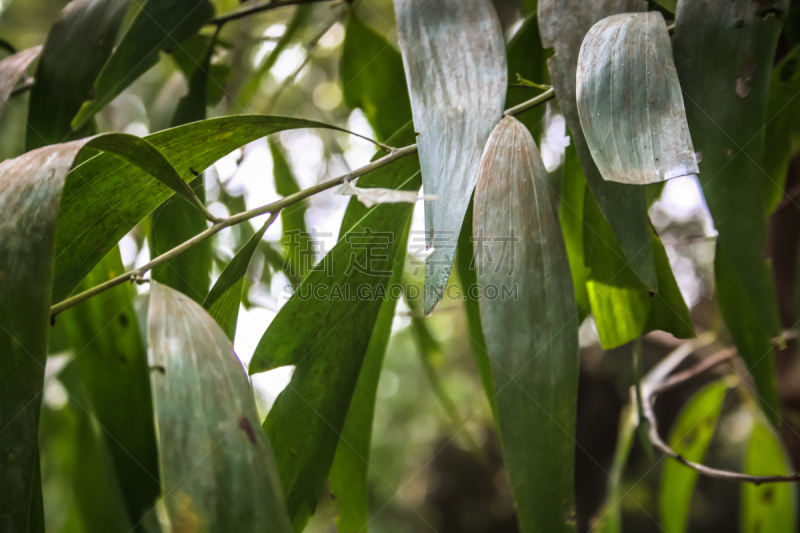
742;420;797;533
395;0;507;314
474;116;579;532
660;380;730;533
577;12;697;185
147;282;292;532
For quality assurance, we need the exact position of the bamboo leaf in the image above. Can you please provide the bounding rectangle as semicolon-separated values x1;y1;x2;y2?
52;115;346;302
660;380;730;533
763;43;800;214
672;0;786;340
340;10;412;142
584;187;695;349
25;0;128;151
395;0;507;314
249;136;419;530
560;142;591;322
147;282;292;533
474;116;579;532
0;46;40;120
204;221;270;340
539;0;658;291
0;133;194;532
742;420;797;533
577;12;697;185
60;247;160;527
72;0;215;128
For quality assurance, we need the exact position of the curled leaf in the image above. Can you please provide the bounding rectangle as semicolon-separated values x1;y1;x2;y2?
0;46;41;119
577;12;698;185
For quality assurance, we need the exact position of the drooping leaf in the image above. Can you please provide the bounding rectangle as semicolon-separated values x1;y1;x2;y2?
660;379;730;533
0;133;199;533
715;245;781;425
250;142;419;531
672;0;786;339
456;198;499;424
271;139;312;287
151;38;214;304
583;186;694;349
577;12;697;185
25;0;128;151
236;5;313;109
328;249;407;533
340;10;412;142
60;247;160;527
57;363;134;532
147;282;292;532
0;45;40;120
52;115;347;303
170;33;231;108
204;221;270;340
741;420;797;533
763;43;800;214
505;15;550;142
72;0;215;129
594;404;637;533
395;0;507;314
559;142;591;322
474;116;579;532
539;0;658;291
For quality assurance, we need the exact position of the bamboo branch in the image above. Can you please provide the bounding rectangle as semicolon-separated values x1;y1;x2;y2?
50;90;554;318
639;338;800;485
212;0;336;27
503;88;555;117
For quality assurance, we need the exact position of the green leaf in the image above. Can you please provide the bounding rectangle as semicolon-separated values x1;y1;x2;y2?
236;5;312;108
584;186;695;349
204;221;270;340
52;115;346;303
0;45;40;120
763;43;800;214
560;142;591;322
576;12;697;185
660;379;730;533
0;133;185;532
474;116;579;532
539;0;658;291
57;363;134;532
328;249;406;533
249;143;419;531
72;0;215;129
147;282;292;532
170;33;231;108
653;0;676;12
271;139;313;286
456;199;499;424
396;0;507;314
715;245;781;425
340;10;412;141
506;15;550;142
25;0;128;151
742;420;797;533
594;405;637;533
60;247;160;527
672;0;785;338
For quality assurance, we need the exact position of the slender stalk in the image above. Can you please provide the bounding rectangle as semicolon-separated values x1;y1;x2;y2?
503;88;555;117
50;89;554;318
212;0;335;27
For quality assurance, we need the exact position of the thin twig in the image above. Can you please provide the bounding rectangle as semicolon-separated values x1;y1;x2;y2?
504;88;556;117
10;78;34;97
211;0;335;27
49;88;558;317
640;338;800;485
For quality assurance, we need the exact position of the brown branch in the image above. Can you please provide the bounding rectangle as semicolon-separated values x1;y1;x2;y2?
640;339;800;485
